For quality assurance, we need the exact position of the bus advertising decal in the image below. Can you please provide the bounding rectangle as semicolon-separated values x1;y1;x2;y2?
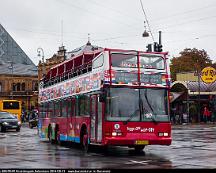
127;126;155;133
39;71;103;103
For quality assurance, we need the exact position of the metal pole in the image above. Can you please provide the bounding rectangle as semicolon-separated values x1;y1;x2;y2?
8;61;14;99
11;62;13;100
197;66;201;123
37;47;45;78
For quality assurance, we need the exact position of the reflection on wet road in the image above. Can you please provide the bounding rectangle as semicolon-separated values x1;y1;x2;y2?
0;124;216;169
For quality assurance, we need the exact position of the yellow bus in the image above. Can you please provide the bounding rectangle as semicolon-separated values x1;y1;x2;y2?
0;100;22;122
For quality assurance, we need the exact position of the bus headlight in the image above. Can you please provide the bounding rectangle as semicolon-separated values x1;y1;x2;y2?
111;132;122;136
158;132;169;137
3;122;9;125
112;132;117;136
164;132;169;137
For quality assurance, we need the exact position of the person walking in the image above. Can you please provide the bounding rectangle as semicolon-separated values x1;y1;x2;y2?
203;106;211;123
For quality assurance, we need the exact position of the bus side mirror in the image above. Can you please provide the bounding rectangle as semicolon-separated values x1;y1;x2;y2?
99;94;106;102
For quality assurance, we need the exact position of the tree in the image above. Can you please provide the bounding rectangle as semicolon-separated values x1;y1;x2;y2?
170;48;212;81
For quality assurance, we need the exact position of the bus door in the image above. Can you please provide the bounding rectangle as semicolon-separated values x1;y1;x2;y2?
90;95;97;142
68;98;76;142
90;95;103;143
97;95;103;142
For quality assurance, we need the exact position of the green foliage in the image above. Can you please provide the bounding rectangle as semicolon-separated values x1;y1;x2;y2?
170;48;212;81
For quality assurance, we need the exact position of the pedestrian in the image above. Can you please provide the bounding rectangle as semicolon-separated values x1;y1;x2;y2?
212;111;216;124
203;106;211;123
21;111;25;123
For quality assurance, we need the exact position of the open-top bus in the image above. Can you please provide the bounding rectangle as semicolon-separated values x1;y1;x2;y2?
0;100;22;122
38;46;172;151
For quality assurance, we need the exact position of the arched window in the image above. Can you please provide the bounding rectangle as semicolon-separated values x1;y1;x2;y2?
21;83;25;91
17;83;21;91
33;81;38;91
12;83;16;91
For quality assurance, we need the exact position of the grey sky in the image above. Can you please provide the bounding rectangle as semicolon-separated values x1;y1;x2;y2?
0;0;216;65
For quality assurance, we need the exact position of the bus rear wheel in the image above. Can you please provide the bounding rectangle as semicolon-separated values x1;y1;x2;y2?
48;125;52;142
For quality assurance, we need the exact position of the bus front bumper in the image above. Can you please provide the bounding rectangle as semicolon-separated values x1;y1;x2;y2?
104;134;171;146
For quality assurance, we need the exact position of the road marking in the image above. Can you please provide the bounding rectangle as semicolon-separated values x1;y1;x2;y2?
0;134;6;138
126;160;150;165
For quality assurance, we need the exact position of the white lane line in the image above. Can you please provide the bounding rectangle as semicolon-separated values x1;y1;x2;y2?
126;160;151;165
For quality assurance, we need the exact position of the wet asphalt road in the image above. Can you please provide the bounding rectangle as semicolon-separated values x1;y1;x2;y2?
0;123;216;169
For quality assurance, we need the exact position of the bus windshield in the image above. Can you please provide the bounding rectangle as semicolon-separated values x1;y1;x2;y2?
139;54;165;69
3;101;20;109
111;53;165;70
105;88;169;122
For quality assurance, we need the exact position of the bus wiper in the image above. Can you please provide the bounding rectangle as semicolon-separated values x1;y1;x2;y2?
123;109;140;125
144;89;158;124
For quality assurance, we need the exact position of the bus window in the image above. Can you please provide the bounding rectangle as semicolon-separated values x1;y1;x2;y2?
54;101;62;117
3;101;19;109
92;54;104;69
39;103;46;118
67;99;72;117
62;100;67;117
79;95;90;116
47;102;54;118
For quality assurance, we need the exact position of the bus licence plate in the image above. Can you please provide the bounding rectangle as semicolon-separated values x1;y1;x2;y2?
135;140;149;145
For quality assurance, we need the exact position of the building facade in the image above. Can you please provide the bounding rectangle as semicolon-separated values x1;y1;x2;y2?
171;71;216;123
0;24;38;112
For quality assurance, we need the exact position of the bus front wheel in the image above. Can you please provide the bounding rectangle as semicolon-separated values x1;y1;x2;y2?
80;127;88;152
134;145;145;152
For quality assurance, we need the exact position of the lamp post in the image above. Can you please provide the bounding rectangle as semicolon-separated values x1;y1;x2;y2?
196;60;201;123
8;61;14;99
37;47;45;78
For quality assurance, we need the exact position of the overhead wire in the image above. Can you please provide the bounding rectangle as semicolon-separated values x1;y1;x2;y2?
139;0;154;42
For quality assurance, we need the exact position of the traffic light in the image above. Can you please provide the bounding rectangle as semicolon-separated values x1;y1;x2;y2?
153;42;158;52
158;44;163;52
153;42;163;52
146;44;152;52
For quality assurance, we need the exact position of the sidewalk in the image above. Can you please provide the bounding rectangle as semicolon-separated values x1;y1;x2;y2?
172;122;216;129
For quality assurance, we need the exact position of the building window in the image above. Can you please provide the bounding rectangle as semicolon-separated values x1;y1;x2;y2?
17;83;21;91
12;83;16;91
0;82;2;92
33;81;38;91
21;83;25;91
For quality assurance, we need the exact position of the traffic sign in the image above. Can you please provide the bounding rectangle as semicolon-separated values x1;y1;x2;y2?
201;66;216;84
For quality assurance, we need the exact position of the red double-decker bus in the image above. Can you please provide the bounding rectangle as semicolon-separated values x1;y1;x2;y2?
38;46;172;151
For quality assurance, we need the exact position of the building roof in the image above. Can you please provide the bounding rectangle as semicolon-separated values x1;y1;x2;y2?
0;62;38;76
171;81;216;93
187;81;216;92
0;23;37;76
66;42;104;59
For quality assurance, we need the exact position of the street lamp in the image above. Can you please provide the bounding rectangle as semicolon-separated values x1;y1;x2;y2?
37;47;45;78
142;21;149;38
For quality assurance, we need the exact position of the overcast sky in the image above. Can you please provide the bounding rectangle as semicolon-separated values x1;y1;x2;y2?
1;0;216;65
